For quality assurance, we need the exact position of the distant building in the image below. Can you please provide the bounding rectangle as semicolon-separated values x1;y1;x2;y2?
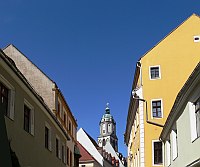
77;128;115;167
124;14;200;167
2;44;80;166
160;62;200;166
77;104;126;167
98;103;118;152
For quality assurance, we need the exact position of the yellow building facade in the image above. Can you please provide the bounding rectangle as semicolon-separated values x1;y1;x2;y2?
125;14;200;167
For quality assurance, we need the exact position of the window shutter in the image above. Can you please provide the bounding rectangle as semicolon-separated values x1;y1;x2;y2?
166;141;171;166
189;102;197;141
171;130;177;160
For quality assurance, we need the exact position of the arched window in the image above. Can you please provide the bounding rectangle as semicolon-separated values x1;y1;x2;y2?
103;139;106;146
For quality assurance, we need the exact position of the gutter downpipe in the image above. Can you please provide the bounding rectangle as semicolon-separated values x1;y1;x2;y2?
132;96;164;128
134;60;163;128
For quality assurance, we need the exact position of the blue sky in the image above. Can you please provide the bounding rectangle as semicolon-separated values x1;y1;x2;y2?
1;0;200;156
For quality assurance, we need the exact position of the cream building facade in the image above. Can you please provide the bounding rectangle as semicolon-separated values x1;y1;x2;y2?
0;49;70;166
124;14;200;167
2;44;80;166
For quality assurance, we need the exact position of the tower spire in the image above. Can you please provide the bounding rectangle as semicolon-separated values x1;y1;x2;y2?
105;102;110;114
98;103;118;152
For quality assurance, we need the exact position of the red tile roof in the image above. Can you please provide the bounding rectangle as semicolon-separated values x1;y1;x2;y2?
77;141;95;162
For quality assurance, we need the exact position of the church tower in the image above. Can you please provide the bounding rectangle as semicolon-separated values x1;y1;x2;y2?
98;103;118;152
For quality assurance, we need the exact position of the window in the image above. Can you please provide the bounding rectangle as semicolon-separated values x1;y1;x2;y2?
23;99;34;135
70;151;72;166
45;127;49;149
0;82;8;115
194;36;200;42
68;120;71;132
195;98;200;137
24;105;31;133
45;123;52;151
66;147;69;165
0;76;15;120
152;100;162;118
64;113;66;125
153;141;163;165
150;66;161;80
58;101;60;116
103;139;106;146
62;144;66;163
56;137;60;159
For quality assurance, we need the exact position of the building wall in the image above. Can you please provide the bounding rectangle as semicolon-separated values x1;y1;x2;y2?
0;56;68;167
127;14;200;167
165;103;200;166
140;15;200;167
3;45;78;166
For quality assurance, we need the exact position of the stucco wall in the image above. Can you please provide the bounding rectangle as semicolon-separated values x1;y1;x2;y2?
0;56;68;167
169;103;200;166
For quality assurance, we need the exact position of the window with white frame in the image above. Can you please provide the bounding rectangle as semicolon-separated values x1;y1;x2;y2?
0;75;15;120
150;66;161;80
152;140;163;165
24;99;34;135
194;36;200;42
45;122;52;151
151;99;163;118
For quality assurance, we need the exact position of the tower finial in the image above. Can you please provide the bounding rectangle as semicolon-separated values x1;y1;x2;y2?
105;102;110;114
106;102;109;108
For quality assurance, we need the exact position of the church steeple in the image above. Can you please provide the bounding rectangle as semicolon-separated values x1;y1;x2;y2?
98;103;118;152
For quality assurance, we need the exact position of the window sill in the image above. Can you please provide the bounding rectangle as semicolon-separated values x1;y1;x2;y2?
5;115;14;121
23;129;34;137
45;147;52;152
